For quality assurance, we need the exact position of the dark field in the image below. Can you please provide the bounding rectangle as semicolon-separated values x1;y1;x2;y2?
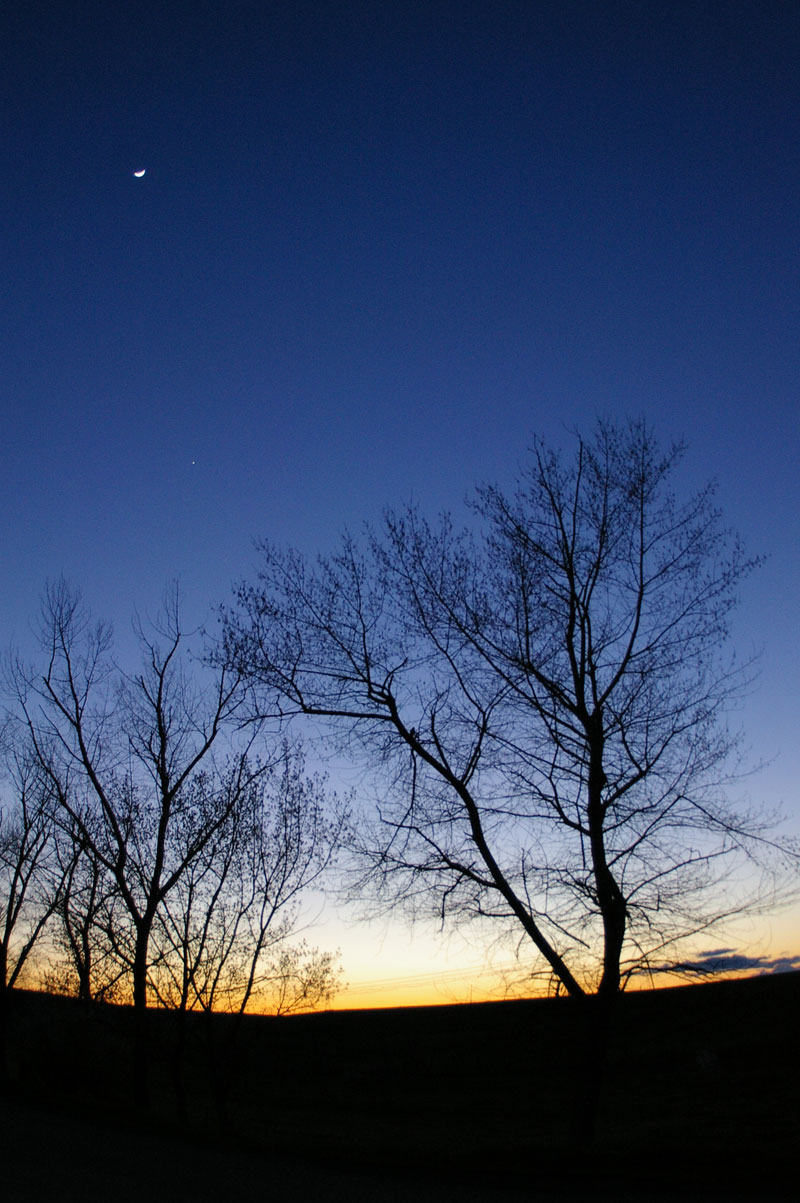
1;972;798;1200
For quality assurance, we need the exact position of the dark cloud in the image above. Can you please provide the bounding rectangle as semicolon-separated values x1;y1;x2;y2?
645;950;800;978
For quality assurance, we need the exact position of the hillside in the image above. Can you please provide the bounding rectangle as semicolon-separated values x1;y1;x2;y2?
1;972;798;1200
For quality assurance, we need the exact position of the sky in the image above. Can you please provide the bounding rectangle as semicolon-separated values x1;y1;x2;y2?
3;0;799;1006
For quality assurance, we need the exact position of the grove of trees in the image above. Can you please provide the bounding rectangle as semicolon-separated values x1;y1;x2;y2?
1;584;344;1016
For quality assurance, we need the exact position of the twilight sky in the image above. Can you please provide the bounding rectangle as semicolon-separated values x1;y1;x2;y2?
3;0;799;1004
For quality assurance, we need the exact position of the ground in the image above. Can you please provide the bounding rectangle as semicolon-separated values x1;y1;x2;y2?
2;973;797;1200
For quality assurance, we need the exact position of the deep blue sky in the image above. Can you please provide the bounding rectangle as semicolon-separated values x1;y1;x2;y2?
3;1;798;995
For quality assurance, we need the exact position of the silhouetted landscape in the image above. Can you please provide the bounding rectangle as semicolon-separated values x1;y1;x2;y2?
3;6;800;1199
2;972;797;1200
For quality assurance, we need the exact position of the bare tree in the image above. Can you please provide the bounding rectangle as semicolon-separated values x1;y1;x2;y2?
44;809;126;1003
8;582;265;1012
221;420;792;997
0;735;67;1087
266;942;342;1016
0;740;63;993
149;747;344;1015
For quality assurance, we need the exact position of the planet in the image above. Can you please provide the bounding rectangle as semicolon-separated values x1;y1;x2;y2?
133;169;146;178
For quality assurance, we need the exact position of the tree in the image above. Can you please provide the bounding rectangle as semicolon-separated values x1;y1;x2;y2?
0;734;69;1087
8;582;266;1012
148;747;343;1016
0;739;64;993
221;420;788;997
44;808;126;1003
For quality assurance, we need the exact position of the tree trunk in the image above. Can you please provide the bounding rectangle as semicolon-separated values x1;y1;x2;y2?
132;942;148;1011
586;726;626;997
0;968;8;1093
131;923;151;1111
77;926;92;1004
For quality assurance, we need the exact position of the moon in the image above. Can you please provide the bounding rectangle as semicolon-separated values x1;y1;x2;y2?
133;168;146;177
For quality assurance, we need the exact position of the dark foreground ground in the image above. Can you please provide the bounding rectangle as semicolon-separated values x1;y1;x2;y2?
1;972;798;1200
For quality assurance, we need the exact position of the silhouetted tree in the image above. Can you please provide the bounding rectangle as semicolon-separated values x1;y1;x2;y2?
45;809;126;1003
149;747;343;1015
9;582;263;1012
0;736;68;1088
0;739;64;992
266;941;342;1015
221;420;789;997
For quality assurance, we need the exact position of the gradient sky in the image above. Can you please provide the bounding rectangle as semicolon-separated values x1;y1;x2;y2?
3;0;799;1005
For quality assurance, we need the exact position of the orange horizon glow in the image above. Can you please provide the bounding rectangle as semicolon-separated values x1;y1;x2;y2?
21;957;800;1017
324;959;800;1013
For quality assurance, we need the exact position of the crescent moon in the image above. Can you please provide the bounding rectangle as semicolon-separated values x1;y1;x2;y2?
133;169;146;177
